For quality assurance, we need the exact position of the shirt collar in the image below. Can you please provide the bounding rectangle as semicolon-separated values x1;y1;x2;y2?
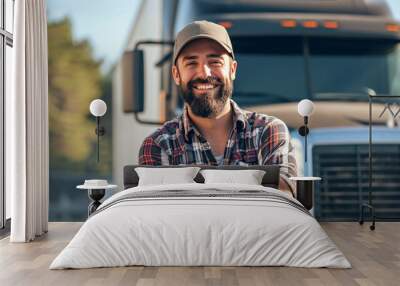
182;104;196;142
230;99;247;131
181;99;247;142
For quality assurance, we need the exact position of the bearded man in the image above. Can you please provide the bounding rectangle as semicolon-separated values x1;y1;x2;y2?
138;20;297;196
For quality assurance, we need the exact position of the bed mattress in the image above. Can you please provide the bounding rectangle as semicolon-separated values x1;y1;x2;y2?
50;183;351;269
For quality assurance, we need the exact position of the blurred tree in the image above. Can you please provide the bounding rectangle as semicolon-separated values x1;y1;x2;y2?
48;17;113;221
48;18;108;172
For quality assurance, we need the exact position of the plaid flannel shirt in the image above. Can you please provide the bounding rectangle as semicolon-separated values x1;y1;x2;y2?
138;100;297;194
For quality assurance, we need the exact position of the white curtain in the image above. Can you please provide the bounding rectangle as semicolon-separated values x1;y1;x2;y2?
7;0;49;242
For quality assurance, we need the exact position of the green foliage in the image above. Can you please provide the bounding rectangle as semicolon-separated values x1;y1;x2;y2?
48;18;111;174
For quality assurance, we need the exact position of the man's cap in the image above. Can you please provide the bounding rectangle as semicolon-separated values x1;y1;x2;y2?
173;20;235;64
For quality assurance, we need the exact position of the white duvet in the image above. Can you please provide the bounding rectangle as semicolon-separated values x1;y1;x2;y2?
50;183;351;269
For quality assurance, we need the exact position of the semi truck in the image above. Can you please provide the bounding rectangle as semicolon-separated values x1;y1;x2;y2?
113;0;400;221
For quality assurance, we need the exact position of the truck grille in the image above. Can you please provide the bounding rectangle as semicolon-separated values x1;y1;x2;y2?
312;144;400;221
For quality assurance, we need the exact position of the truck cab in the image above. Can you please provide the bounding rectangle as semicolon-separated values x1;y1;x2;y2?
116;0;400;220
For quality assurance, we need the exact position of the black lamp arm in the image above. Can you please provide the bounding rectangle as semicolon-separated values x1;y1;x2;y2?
298;116;310;163
95;116;105;163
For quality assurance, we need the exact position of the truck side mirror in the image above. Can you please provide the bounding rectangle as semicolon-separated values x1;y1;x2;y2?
122;50;144;113
121;40;174;125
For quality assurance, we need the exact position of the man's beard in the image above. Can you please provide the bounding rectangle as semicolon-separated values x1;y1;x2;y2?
179;76;233;118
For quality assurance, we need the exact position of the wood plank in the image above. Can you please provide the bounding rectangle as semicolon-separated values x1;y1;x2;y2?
0;222;399;286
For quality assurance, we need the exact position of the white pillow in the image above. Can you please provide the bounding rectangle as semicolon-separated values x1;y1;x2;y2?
200;169;266;185
135;167;201;186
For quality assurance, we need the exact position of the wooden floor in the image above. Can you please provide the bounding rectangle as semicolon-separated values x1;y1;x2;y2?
0;222;399;286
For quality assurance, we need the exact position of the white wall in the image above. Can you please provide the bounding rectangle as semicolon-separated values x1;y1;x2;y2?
112;0;163;189
5;44;13;220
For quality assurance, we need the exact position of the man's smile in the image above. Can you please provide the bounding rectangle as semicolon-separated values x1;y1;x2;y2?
191;83;219;93
189;79;222;94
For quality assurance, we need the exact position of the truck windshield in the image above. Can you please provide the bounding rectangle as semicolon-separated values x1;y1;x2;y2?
232;37;400;107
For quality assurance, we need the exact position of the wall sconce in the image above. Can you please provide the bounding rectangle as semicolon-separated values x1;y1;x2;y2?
89;99;107;163
297;99;315;163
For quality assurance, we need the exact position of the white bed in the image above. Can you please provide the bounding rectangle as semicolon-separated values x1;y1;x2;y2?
50;183;351;269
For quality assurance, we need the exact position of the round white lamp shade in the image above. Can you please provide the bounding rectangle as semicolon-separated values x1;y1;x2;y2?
297;99;315;117
90;99;107;117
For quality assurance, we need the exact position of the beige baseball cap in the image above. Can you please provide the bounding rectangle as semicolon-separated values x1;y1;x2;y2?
173;20;235;64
